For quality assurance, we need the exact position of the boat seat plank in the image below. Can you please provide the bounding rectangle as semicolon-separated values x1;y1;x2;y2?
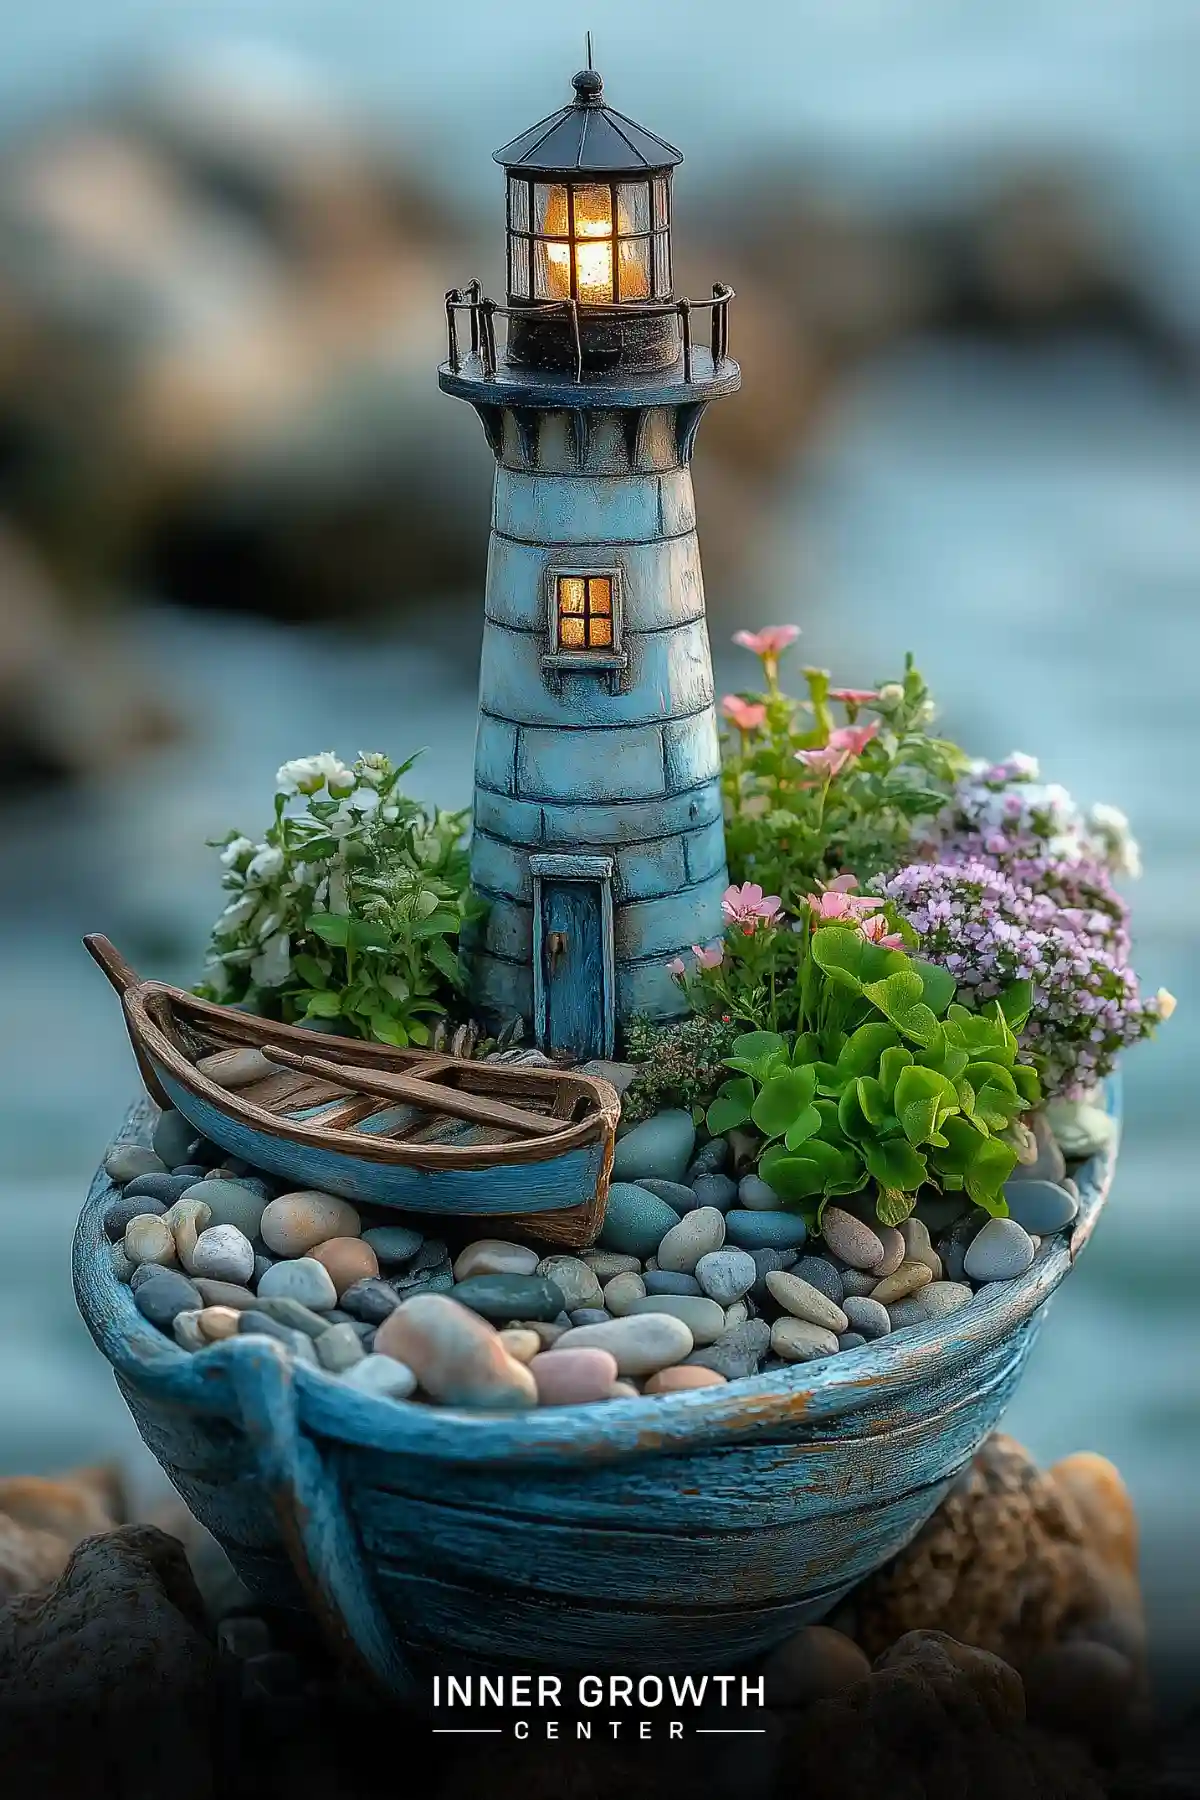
277;1080;354;1114
235;1071;322;1111
262;1048;565;1139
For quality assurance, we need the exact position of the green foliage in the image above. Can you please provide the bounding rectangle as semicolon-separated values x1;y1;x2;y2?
620;1014;743;1125
722;651;968;908
701;922;1039;1225
197;750;485;1047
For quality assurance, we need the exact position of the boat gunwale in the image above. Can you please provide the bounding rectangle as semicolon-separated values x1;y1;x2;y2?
75;1079;1119;1469
126;982;622;1173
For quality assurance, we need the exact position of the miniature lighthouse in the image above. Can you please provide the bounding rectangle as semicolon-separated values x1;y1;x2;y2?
439;59;739;1062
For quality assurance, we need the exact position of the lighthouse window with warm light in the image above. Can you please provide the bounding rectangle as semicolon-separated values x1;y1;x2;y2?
507;176;672;304
556;574;615;650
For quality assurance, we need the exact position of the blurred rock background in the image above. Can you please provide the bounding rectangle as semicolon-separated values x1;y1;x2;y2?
0;0;1197;1711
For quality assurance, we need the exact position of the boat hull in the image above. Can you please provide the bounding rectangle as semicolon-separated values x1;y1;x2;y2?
75;1087;1117;1695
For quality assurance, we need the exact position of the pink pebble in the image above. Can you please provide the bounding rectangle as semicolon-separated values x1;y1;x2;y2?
530;1348;619;1406
644;1365;729;1394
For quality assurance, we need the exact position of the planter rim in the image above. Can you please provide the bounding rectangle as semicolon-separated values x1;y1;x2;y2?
75;1081;1119;1467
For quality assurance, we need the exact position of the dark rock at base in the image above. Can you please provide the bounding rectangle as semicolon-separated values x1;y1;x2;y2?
749;1246;800;1306
643;1270;703;1296
635;1178;700;1213
122;1172;199;1205
685;1318;771;1380
132;1269;202;1329
451;1274;566;1323
685;1137;730;1181
939;1209;988;1282
340;1278;401;1323
103;1194;167;1240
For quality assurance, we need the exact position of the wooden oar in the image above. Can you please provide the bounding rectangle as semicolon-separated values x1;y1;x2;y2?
261;1045;564;1139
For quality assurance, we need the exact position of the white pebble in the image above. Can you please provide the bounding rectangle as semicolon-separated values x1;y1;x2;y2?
257;1256;339;1312
188;1224;255;1285
340;1354;418;1399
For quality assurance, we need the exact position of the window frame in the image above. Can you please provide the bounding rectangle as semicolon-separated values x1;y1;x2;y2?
506;173;672;305
541;564;628;677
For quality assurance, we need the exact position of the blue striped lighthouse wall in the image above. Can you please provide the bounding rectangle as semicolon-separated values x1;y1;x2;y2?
466;401;728;1042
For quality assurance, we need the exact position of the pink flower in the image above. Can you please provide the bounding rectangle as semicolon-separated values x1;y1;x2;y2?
829;721;880;757
667;957;687;978
692;942;725;970
796;743;850;778
829;688;879;705
721;695;767;732
721;882;783;934
733;626;800;659
860;913;904;949
806;887;880;922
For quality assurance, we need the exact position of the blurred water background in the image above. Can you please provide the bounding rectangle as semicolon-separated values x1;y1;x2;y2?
0;0;1197;1697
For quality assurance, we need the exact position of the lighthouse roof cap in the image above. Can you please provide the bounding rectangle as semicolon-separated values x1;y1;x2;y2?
494;67;683;176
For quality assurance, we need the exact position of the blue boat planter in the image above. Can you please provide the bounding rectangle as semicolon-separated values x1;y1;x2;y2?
74;1083;1119;1697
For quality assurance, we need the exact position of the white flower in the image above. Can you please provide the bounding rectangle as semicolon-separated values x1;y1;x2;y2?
255;909;282;943
251;930;291;988
347;785;380;816
1007;751;1040;779
1155;986;1177;1021
356;752;390;788
213;893;259;937
219;836;254;869
1089;802;1142;879
876;683;904;706
246;843;285;882
275;752;354;797
380;802;400;823
202;957;231;998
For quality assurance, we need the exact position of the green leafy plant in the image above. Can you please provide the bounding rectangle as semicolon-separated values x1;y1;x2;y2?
198;750;486;1046
621;1013;742;1125
703;920;1039;1227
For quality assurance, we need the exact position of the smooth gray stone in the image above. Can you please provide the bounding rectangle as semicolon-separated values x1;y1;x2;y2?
339;1278;401;1324
964;1218;1037;1283
129;1262;163;1293
536;1255;603;1311
837;1332;868;1352
252;1253;275;1287
1001;1179;1079;1236
765;1271;849;1334
410;1238;451;1274
657;1207;725;1274
749;1247;800;1306
173;1311;206;1352
738;1174;783;1212
237;1310;296;1346
193;1279;258;1311
725;1210;808;1251
170;1165;210;1181
627;1294;726;1345
189;1225;256;1286
939;1211;988;1282
362;1225;424;1266
686;1137;730;1181
257;1257;338;1311
636;1178;701;1214
771;1317;840;1363
888;1281;974;1328
568;1307;611;1327
690;1173;738;1213
611;1110;696;1186
151;1110;196;1170
842;1295;891;1340
104;1146;166;1185
793;1256;844;1306
133;1270;202;1330
598;1183;681;1260
315;1323;366;1372
685;1318;771;1380
695;1248;757;1306
104;1195;167;1241
393;1270;455;1300
450;1273;566;1323
643;1270;702;1296
839;1267;880;1298
249;1296;331;1339
122;1173;196;1205
820;1208;884;1271
181;1179;267;1240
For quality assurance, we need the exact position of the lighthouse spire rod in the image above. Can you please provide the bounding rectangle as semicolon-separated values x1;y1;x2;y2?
586;30;593;69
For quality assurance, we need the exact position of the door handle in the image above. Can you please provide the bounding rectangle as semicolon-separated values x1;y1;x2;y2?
546;930;568;966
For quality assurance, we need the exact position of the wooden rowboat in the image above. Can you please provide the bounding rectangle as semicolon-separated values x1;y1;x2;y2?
84;935;620;1248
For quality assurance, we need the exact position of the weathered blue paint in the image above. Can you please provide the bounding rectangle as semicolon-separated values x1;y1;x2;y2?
152;1067;606;1215
531;856;616;1060
446;345;738;1054
75;1082;1119;1693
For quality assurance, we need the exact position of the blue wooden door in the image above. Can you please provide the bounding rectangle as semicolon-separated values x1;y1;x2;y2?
542;879;611;1061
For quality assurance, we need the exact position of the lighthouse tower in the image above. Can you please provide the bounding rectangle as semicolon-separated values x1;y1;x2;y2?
439;61;739;1063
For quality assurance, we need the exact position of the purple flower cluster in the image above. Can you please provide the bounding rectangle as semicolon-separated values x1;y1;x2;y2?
874;858;1160;1097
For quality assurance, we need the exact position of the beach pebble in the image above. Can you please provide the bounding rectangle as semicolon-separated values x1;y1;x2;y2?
104;1195;166;1241
581;1250;643;1281
724;1210;808;1251
748;1247;800;1306
1009;1109;1068;1186
452;1239;537;1281
686;1318;771;1381
181;1179;267;1240
315;1323;366;1372
122;1172;197;1206
498;1328;542;1364
694;1249;757;1305
964;1218;1036;1283
253;1253;275;1287
105;1145;166;1184
643;1270;702;1296
193;1279;259;1311
257;1256;338;1312
644;1365;729;1394
450;1273;565;1324
530;1347;619;1406
310;1237;380;1297
820;1207;884;1270
791;1256;843;1306
724;1300;750;1329
871;1260;934;1306
599;1183;682;1259
551;1313;694;1376
189;1224;256;1286
765;1271;848;1335
627;1294;726;1345
871;1226;906;1277
536;1256;602;1311
609;1380;641;1399
603;1272;647;1316
133;1269;202;1329
838;1267;878;1298
569;1308;611;1327
340;1355;418;1401
888;1281;974;1328
173;1311;207;1352
194;1047;275;1088
196;1306;241;1343
375;1295;536;1409
685;1137;730;1181
1001;1179;1079;1236
762;1626;871;1707
899;1216;943;1278
634;1178;700;1214
259;1192;361;1257
611;1109;695;1185
152;1110;196;1170
657;1207;725;1274
513;1320;570;1349
164;1198;213;1274
250;1296;332;1338
690;1173;737;1213
842;1296;891;1340
737;1174;783;1211
110;1243;135;1283
837;1332;867;1351
171;1164;211;1182
124;1215;178;1268
939;1211;988;1281
771;1318;840;1363
362;1225;424;1267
